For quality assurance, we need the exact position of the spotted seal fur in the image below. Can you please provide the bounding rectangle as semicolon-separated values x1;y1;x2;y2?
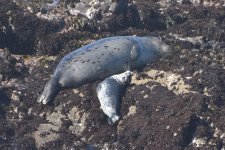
37;36;170;104
96;70;132;124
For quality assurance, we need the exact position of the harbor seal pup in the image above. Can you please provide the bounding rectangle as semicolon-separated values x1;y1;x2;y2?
96;70;133;124
37;36;170;104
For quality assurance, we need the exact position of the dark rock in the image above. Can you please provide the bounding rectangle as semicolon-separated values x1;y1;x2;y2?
66;0;141;31
0;49;16;80
0;0;62;55
109;0;128;14
0;89;10;106
40;8;48;14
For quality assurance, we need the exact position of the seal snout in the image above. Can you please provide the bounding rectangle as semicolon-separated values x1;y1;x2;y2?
124;70;133;85
112;71;133;85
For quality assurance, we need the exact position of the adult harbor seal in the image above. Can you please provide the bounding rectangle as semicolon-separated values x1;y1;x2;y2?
96;70;133;124
37;36;170;104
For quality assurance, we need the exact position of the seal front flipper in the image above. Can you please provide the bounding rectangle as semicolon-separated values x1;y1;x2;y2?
37;77;60;105
130;44;139;61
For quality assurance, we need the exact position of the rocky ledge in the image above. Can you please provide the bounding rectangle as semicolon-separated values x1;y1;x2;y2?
1;0;225;149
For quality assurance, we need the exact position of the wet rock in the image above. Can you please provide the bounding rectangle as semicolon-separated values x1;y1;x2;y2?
135;0;167;31
0;49;16;81
0;89;10;106
0;0;62;55
67;107;89;135
192;137;207;147
36;30;91;55
23;55;57;73
67;0;128;19
109;0;128;14
158;0;225;7
118;82;205;149
131;69;194;95
66;0;141;31
33;123;60;148
40;0;61;13
33;105;66;148
1;0;225;149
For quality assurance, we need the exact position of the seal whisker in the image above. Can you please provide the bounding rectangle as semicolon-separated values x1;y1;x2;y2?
126;63;131;71
127;63;131;71
122;64;126;71
126;64;128;71
122;63;131;72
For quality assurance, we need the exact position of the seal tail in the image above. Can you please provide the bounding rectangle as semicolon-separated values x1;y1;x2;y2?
37;77;60;105
108;114;120;124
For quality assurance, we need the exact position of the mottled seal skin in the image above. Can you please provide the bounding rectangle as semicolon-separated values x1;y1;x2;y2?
37;36;170;104
96;71;132;124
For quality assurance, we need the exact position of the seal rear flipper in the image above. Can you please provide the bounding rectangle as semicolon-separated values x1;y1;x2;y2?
107;115;120;125
37;77;60;105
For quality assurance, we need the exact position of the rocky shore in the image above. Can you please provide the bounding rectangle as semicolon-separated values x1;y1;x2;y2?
1;0;225;149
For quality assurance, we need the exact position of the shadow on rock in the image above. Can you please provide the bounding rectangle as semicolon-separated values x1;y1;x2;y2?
0;89;10;106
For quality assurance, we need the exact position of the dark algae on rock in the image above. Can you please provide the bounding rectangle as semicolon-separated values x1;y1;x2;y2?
1;0;225;149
